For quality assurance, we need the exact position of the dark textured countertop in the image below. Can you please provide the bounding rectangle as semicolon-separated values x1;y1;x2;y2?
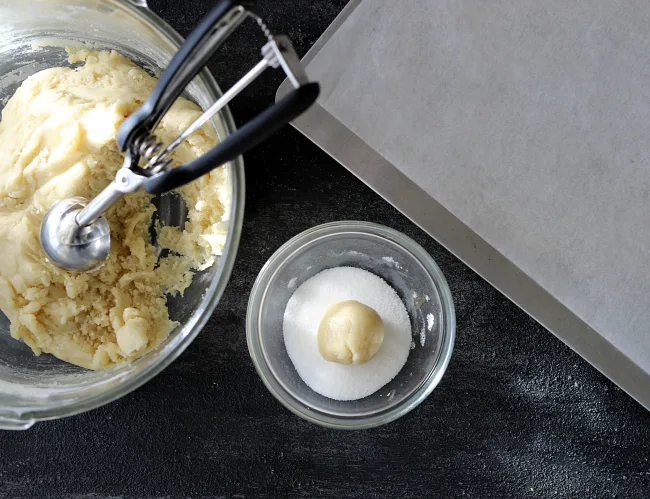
2;1;650;498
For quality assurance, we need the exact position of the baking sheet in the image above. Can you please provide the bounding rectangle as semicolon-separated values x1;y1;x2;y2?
279;0;650;408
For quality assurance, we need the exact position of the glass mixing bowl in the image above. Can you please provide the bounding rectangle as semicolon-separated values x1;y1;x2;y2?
247;222;455;429
0;0;245;429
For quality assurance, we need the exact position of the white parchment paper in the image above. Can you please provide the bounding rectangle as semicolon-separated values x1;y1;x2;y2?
307;0;650;371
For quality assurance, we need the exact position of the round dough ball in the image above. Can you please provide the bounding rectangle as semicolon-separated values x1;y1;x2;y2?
317;300;385;365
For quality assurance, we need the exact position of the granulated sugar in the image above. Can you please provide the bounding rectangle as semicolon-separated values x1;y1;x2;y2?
283;267;411;401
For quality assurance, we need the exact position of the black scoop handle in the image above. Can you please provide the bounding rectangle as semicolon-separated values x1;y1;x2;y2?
116;0;244;151
142;82;319;194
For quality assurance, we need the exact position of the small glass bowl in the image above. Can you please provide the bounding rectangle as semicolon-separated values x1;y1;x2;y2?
247;221;455;429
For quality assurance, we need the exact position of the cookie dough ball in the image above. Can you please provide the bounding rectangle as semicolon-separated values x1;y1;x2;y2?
317;300;384;365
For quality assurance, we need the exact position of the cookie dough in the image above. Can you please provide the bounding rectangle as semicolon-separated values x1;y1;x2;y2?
0;49;231;369
317;300;385;365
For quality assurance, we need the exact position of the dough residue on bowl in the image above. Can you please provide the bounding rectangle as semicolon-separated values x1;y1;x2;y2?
0;49;231;369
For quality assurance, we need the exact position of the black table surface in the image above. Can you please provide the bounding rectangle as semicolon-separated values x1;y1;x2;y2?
2;1;650;498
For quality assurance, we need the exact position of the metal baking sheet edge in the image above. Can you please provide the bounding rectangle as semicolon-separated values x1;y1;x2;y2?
277;0;650;410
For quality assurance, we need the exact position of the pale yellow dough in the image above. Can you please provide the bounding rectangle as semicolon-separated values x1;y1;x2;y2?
0;50;231;369
317;300;385;365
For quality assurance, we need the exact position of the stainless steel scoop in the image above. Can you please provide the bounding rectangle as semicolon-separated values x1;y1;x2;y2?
40;0;319;272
